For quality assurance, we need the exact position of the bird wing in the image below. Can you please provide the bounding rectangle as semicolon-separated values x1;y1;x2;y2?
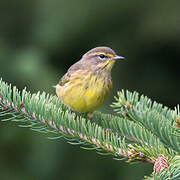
59;73;70;86
59;60;83;86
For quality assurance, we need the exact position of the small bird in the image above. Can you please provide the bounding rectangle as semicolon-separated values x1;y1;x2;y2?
55;46;124;118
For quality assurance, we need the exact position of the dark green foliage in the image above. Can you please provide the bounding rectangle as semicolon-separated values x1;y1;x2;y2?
0;79;180;179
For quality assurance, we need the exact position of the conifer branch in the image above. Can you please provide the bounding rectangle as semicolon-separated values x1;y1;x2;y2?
151;155;180;180
112;91;180;152
0;78;180;179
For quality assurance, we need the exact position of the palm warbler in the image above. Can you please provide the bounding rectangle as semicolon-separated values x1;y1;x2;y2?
55;46;124;118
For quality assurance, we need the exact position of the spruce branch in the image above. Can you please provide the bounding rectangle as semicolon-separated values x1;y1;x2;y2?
152;155;180;180
112;90;180;152
0;78;180;179
0;79;132;161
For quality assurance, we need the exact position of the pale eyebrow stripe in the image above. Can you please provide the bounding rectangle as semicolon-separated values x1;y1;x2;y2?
89;52;114;57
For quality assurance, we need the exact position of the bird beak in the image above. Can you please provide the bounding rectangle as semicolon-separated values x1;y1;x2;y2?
112;55;125;60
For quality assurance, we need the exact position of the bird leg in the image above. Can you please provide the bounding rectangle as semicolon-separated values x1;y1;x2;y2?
68;108;78;120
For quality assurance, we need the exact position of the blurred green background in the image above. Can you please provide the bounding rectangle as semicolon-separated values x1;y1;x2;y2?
0;0;180;179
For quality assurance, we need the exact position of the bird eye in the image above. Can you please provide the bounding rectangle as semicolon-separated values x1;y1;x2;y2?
99;54;105;59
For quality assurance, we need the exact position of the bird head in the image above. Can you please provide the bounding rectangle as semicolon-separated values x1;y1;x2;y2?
82;47;125;72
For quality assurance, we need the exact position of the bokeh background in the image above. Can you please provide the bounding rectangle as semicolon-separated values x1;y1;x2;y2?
0;1;180;179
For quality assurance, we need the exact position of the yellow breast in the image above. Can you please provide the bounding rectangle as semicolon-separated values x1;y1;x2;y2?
56;70;112;113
